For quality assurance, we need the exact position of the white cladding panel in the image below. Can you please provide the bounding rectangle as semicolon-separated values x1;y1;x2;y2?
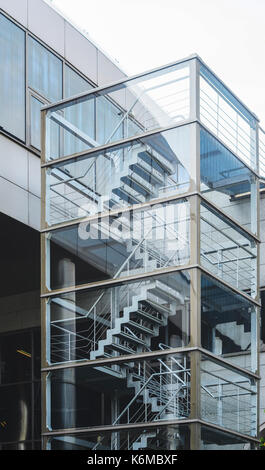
28;0;65;56
0;0;27;27
64;22;98;84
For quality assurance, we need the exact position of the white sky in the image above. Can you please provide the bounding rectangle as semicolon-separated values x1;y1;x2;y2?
51;0;265;125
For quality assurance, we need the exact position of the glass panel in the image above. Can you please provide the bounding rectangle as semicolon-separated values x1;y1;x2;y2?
201;273;257;372
0;14;25;141
28;36;62;102
0;331;32;384
47;271;190;364
200;128;258;235
96;96;123;145
0;383;32;443
30;95;44;150
45;125;191;227
47;352;191;429
200;355;257;436
259;127;265;178
200;202;257;297
48;424;190;450
65;66;93;98
33;329;41;381
45;61;191;161
200;64;257;171
200;425;255;450
64;66;94;157
47;198;190;290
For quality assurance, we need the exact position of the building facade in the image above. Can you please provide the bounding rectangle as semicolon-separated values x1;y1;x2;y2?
0;0;264;451
0;0;126;450
41;57;261;450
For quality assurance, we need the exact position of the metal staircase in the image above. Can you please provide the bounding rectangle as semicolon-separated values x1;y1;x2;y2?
90;280;184;361
216;321;251;351
48;138;179;225
109;144;175;207
93;351;191;451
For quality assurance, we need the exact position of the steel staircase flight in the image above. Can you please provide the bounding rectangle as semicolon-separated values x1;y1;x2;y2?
109;144;175;207
49;138;179;225
93;351;191;451
216;321;251;351
90;279;185;361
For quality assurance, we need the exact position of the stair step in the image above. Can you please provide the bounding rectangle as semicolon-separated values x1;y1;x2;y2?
106;342;136;355
144;299;172;317
139;149;175;175
150;280;181;302
114;331;149;347
122;174;156;196
133;158;165;184
112;186;143;204
136;309;165;326
127;320;155;336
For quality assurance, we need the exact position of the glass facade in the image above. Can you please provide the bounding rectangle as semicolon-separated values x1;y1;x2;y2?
0;329;41;450
41;57;260;450
0;14;25;141
0;11;94;154
45;125;192;227
47;271;191;365
47;424;191;450
45;61;192;161
28;36;63;103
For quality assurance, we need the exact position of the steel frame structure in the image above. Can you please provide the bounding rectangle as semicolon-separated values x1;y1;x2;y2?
41;55;262;450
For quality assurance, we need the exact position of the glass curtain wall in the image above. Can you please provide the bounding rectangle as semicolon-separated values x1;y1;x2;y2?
41;57;260;450
0;11;95;152
0;14;25;141
0;329;41;450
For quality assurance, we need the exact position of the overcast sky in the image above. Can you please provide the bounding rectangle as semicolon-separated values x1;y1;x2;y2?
51;0;265;125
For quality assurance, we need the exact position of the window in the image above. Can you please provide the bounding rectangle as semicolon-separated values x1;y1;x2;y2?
0;329;41;449
64;66;94;156
0;14;25;141
64;66;92;98
30;95;45;150
28;36;62;102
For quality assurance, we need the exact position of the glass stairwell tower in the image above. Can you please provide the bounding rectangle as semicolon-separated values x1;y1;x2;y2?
41;55;261;450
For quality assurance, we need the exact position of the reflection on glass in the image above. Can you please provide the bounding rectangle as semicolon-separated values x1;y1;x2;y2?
28;36;62;102
45;61;191;161
200;202;257;296
0;14;25;141
0;332;32;384
0;384;32;444
48;425;190;450
201;274;257;371
47;198;190;290
46;125;191;227
48;354;191;430
64;65;94;157
200;64;257;171
200;355;257;436
47;271;190;364
200;425;254;450
200;128;257;234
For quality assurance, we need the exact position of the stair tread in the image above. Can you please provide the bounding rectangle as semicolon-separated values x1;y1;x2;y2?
144;298;172;316
114;330;149;346
127;320;155;335
106;342;136;355
137;309;164;325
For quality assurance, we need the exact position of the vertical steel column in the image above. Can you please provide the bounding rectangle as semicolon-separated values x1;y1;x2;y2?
189;69;201;448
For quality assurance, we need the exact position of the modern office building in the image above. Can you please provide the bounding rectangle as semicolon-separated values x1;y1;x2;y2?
0;0;265;451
